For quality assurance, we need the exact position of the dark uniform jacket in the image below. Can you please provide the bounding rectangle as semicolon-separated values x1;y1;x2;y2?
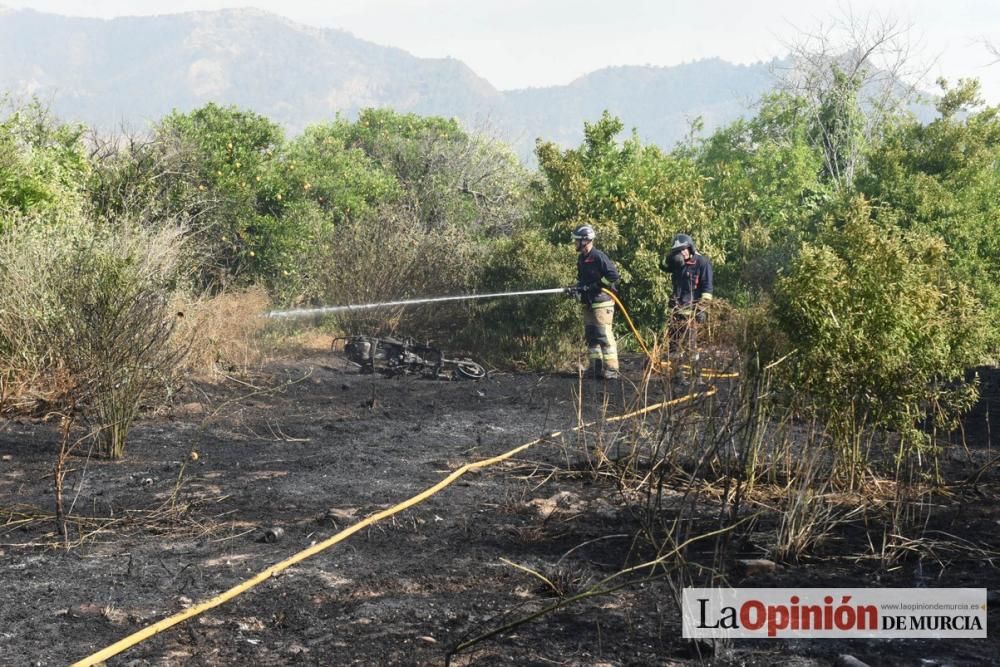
668;254;713;307
576;248;620;306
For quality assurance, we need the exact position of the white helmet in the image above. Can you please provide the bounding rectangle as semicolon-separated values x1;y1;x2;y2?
571;225;596;242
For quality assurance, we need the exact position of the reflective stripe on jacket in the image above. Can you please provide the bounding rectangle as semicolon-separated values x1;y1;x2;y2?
671;254;713;306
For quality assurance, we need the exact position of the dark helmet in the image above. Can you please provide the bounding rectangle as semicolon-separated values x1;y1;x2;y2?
669;233;695;256
571;225;596;242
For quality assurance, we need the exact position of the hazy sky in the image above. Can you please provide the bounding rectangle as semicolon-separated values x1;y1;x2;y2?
5;0;1000;102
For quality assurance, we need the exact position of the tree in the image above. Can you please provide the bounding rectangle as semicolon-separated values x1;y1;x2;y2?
697;92;828;297
282;121;399;225
859;78;1000;321
776;10;927;189
153;103;290;292
343;108;532;235
0;98;89;223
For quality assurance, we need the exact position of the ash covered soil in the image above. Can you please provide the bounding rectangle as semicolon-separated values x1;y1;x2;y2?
1;352;1000;666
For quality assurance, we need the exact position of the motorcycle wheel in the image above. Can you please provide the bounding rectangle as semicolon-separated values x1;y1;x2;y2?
453;360;486;380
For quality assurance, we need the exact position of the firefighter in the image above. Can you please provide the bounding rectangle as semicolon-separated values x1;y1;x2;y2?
572;225;620;380
660;233;713;343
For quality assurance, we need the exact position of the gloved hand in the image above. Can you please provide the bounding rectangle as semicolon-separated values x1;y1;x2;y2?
662;252;685;273
564;284;583;300
585;282;603;298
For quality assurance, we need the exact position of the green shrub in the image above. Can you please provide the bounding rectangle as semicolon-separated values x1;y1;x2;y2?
768;197;991;483
151;103;291;292
466;228;579;370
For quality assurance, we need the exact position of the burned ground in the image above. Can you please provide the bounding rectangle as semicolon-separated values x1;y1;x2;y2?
1;352;999;666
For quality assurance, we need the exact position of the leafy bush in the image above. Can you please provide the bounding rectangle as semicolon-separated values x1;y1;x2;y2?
152;103;292;292
344;109;532;235
697;92;828;298
467;228;579;370
768;198;991;483
859;79;1000;323
283;122;400;224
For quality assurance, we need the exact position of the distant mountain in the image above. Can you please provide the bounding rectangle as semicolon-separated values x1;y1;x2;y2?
0;7;782;159
506;60;776;152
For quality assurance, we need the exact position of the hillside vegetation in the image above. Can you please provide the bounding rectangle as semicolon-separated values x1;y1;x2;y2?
1;39;998;572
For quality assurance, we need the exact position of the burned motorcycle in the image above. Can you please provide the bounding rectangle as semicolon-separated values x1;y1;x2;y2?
335;335;486;380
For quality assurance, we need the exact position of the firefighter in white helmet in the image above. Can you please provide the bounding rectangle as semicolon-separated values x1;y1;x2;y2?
571;225;621;380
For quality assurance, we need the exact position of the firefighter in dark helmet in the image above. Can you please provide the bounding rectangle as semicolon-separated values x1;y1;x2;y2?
571;225;621;380
660;233;713;334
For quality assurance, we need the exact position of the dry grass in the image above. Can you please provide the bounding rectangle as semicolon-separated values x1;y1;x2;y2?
172;289;348;380
270;328;340;356
172;288;272;378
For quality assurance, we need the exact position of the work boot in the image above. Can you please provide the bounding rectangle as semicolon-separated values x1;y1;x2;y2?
588;359;604;380
602;367;620;380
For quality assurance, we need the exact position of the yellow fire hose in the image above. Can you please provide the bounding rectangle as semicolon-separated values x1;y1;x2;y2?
600;288;654;359
601;288;738;379
74;292;732;665
73;389;714;666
